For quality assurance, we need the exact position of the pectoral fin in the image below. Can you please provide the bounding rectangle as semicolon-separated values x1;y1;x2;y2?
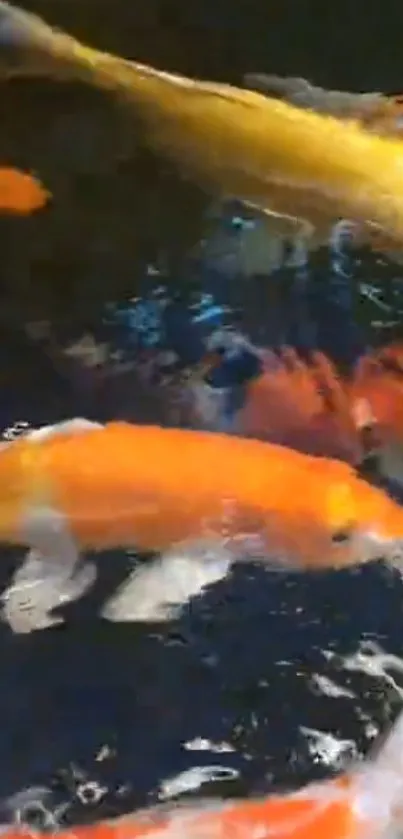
1;548;97;633
1;419;102;633
1;507;96;634
101;540;233;624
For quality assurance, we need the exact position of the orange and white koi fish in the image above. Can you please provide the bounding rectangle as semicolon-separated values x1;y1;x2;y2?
0;167;49;214
5;707;403;839
2;4;403;248
2;418;403;635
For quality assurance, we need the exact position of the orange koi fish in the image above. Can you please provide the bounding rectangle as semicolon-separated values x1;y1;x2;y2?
232;345;403;477
236;348;362;463
2;4;403;247
1;418;403;634
0;167;49;214
4;707;403;839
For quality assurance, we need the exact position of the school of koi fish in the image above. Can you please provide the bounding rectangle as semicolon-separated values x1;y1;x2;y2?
4;2;403;837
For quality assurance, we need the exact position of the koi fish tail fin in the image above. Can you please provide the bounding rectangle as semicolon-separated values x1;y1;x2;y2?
0;1;76;80
0;0;111;90
350;708;403;837
101;540;233;624
0;0;154;104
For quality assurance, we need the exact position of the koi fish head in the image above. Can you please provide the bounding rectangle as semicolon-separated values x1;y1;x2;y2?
323;469;403;570
261;459;403;572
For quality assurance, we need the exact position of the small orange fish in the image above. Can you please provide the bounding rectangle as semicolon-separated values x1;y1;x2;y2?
4;706;403;839
0;167;49;214
1;418;403;634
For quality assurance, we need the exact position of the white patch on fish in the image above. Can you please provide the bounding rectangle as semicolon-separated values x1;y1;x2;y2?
101;539;233;624
1;534;96;635
25;417;103;442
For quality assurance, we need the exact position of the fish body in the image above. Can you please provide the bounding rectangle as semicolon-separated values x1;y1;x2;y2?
5;707;403;839
236;348;360;462
2;4;403;245
231;345;403;481
1;418;403;633
0;167;49;213
5;418;403;562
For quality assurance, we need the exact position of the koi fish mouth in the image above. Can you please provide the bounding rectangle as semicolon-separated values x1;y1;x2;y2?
359;530;403;569
382;545;403;576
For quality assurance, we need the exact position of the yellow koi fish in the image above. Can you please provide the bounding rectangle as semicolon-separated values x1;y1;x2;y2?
1;3;403;246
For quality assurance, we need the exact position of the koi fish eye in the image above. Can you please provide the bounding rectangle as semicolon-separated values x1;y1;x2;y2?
331;525;354;544
326;482;357;538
